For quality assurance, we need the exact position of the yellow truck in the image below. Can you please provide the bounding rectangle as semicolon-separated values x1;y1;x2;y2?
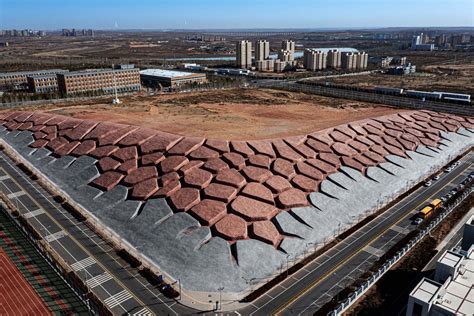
430;198;442;210
418;206;433;219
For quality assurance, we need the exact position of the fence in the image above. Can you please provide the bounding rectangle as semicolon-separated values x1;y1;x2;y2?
0;197;107;315
262;82;474;117
327;184;473;316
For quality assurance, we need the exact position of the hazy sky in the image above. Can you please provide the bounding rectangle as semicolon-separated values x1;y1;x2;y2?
1;0;473;30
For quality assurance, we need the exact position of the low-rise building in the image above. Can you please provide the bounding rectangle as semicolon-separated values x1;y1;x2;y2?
140;69;207;88
0;69;68;90
57;67;140;95
27;75;59;93
256;59;274;72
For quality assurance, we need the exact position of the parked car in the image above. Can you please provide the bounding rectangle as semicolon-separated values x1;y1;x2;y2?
433;175;441;181
413;218;423;225
424;181;432;187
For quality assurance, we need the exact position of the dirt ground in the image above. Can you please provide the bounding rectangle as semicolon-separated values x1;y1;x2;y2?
322;63;474;96
30;88;402;140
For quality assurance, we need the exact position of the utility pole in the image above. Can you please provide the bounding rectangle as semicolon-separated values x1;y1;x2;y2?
112;64;120;104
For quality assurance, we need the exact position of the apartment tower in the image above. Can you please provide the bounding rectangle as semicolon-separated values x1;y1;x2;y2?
236;40;252;69
327;49;342;69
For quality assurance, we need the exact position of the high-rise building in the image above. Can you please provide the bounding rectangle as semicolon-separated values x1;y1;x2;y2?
435;34;447;46
255;40;270;61
412;34;422;47
236;40;252;69
303;49;327;71
278;49;293;62
281;40;295;54
327;49;342;69
342;53;356;70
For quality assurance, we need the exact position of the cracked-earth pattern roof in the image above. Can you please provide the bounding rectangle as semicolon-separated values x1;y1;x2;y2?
1;110;473;249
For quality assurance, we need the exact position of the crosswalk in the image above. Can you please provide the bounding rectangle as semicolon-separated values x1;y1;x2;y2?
71;256;96;272
7;191;25;199
85;272;113;289
23;209;45;219
104;289;133;309
44;230;67;243
133;307;154;316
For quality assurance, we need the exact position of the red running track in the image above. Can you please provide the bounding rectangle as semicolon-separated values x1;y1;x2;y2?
0;247;52;316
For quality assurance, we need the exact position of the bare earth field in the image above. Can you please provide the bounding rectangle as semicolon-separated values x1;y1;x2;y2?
324;63;474;96
28;88;402;140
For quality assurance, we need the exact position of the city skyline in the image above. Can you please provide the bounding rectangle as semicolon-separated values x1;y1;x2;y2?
1;0;473;30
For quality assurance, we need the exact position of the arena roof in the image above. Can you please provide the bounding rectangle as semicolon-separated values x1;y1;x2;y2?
140;69;205;79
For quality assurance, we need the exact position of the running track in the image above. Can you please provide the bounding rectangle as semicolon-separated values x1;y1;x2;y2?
0;247;51;315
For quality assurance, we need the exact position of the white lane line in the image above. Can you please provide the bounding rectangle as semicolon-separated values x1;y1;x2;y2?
44;230;68;242
7;191;25;199
104;289;133;309
86;272;113;289
71;256;97;272
22;209;45;219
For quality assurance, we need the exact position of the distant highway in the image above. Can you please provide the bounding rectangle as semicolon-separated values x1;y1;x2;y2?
236;151;473;316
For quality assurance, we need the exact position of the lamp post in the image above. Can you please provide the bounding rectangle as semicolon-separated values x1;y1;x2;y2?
217;286;224;311
286;254;291;277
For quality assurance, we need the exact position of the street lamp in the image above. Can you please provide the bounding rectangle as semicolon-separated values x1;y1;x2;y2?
286;254;291;277
217;286;224;311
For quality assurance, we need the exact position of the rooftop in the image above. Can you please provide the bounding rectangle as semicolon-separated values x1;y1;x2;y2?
139;69;205;79
0;69;68;77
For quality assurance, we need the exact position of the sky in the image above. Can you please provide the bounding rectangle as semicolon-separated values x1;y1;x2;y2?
0;0;473;30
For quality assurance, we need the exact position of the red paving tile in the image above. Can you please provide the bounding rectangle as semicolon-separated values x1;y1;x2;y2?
277;188;308;208
241;182;274;204
169;187;201;211
123;166;157;186
204;183;238;203
265;175;292;193
184;168;213;189
92;171;124;191
215;169;246;188
231;196;278;221
214;214;248;240
252;221;280;246
190;199;227;225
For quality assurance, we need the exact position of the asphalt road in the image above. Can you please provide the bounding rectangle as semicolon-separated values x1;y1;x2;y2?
0;152;197;316
238;151;473;316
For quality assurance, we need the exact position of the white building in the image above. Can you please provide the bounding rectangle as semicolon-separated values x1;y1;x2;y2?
236;40;252;69
406;215;474;316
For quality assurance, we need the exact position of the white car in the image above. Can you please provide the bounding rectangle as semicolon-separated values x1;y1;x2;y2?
433;175;440;180
424;181;432;187
413;218;423;225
